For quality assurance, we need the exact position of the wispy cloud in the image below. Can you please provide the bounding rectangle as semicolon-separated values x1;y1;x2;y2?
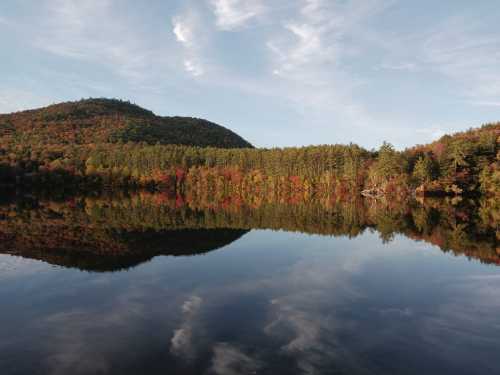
211;343;260;375
267;1;338;80
33;0;171;83
184;60;204;77
210;0;266;31
381;15;500;105
269;0;393;79
170;296;203;358
421;17;500;101
172;10;207;77
263;0;392;133
173;15;195;46
2;0;497;147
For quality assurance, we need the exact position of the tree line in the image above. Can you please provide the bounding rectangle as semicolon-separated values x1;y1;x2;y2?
0;122;498;197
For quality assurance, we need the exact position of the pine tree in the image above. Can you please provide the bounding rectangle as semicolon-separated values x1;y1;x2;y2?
413;155;434;184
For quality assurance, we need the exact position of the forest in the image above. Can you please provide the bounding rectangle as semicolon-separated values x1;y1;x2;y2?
1;96;498;268
0;98;498;197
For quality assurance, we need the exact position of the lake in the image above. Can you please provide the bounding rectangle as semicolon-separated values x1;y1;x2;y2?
0;193;498;375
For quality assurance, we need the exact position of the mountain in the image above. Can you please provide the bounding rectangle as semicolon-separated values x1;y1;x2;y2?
0;98;253;148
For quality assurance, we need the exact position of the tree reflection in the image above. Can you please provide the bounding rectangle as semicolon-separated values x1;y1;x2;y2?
0;191;498;269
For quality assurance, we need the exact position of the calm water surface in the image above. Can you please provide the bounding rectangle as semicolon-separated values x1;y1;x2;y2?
0;195;499;374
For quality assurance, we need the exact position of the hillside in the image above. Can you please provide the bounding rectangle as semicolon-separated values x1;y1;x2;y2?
0;98;253;148
0;98;497;197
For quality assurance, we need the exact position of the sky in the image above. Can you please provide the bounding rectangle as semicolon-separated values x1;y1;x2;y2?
0;0;499;149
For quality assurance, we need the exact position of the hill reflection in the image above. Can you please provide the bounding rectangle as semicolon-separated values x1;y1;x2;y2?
0;192;498;270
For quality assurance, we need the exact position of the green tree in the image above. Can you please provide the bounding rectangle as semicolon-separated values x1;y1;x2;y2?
448;140;471;172
370;142;407;184
413;155;434;184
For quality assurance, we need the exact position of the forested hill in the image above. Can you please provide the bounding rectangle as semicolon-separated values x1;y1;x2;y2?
0;98;253;148
0;97;498;197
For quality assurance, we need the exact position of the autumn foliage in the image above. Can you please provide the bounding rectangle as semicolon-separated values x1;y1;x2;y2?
0;99;498;197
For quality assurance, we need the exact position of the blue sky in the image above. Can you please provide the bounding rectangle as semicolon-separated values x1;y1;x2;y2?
0;0;499;149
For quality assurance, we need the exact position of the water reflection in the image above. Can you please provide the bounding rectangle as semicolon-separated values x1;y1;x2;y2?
0;192;498;269
0;193;499;374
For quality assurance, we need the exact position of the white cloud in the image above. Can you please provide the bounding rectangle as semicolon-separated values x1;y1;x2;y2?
210;0;266;31
268;6;334;80
173;17;194;46
262;257;358;373
262;0;392;132
184;59;204;77
268;0;392;80
181;295;202;314
170;296;203;358
171;11;206;77
211;343;260;375
4;0;495;148
270;21;331;77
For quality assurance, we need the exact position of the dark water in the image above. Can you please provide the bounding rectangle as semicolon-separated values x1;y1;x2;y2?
0;194;499;375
